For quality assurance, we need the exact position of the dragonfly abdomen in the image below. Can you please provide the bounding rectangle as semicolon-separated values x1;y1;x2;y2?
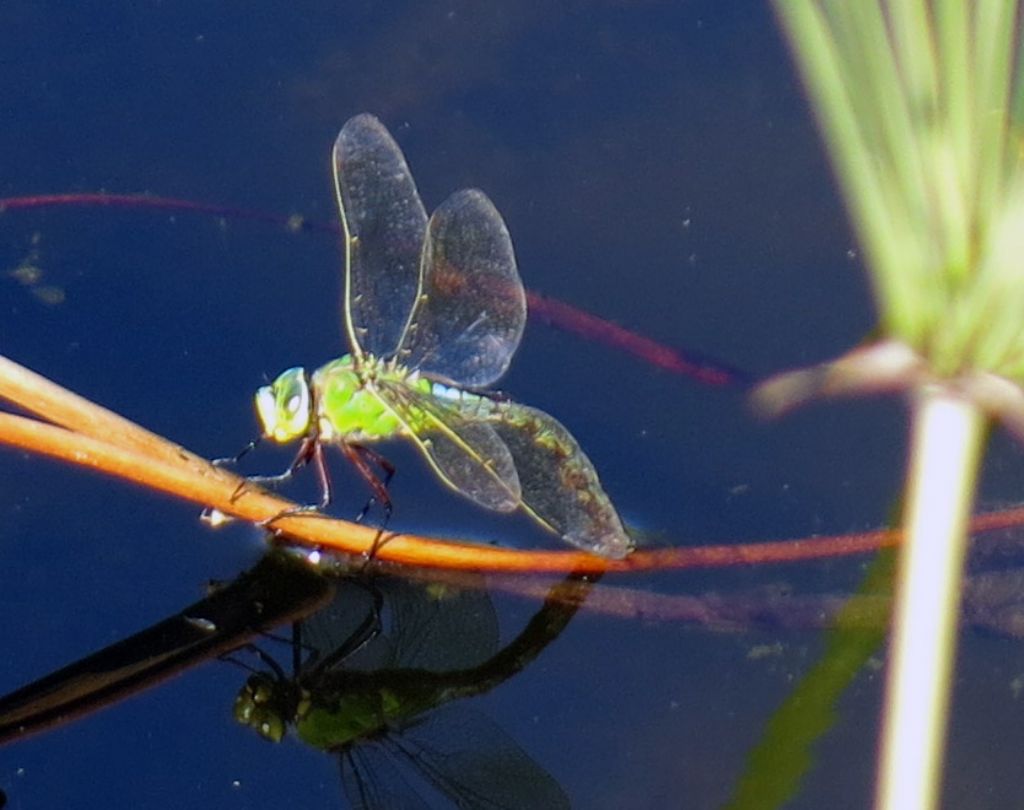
426;381;486;408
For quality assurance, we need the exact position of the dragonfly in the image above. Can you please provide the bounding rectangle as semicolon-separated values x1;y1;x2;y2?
255;113;633;558
234;572;581;809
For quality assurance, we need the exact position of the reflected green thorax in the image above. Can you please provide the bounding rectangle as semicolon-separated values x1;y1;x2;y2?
232;570;590;809
234;570;594;748
293;670;471;751
294;685;396;751
236;648;544;752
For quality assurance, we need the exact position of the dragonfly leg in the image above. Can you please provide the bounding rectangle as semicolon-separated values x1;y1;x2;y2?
359;525;408;564
311;441;334;509
220;643;288;681
309;581;384;671
257;441;390;539
357;526;390;567
246;437;327;520
212;435;262;468
248;435;318;490
339;442;395;524
258;503;329;532
256;440;339;527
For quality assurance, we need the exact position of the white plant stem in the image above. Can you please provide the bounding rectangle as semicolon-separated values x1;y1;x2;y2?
875;388;985;810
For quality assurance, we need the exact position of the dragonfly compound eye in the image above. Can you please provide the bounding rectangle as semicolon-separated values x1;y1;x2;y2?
234;675;289;743
255;366;311;443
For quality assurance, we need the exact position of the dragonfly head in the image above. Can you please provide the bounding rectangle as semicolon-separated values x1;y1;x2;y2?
255;367;312;443
234;672;293;743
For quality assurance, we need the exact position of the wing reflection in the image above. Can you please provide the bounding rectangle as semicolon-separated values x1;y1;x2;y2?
0;549;592;809
235;570;593;809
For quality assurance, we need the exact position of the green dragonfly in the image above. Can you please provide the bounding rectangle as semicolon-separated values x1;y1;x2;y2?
255;113;632;558
234;571;581;809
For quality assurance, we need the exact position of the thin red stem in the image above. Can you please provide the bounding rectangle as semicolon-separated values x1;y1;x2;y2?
0;191;748;386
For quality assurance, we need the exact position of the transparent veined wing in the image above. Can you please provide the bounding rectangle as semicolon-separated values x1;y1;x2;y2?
396;189;526;388
340;743;429;810
390;706;571;810
466;400;633;558
372;379;521;512
339;707;571;810
334;114;428;358
385;577;498;672
306;576;498;676
298;578;386;672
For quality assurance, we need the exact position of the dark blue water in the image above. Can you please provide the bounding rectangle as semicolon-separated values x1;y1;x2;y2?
3;2;1024;808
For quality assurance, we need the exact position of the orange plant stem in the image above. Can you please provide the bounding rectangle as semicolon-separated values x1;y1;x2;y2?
6;352;1021;575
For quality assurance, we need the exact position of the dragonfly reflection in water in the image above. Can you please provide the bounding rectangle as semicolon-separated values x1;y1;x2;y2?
252;113;632;558
8;546;1024;804
234;563;593;809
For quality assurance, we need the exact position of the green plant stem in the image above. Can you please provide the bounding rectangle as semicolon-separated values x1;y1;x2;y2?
876;388;985;810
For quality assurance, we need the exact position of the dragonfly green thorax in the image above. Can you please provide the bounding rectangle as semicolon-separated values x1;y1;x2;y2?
252;113;633;558
255;355;433;445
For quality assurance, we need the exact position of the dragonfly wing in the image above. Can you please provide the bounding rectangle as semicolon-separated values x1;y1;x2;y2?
299;580;388;672
374;380;521;512
386;576;498;671
334;114;428;358
319;576;498;674
467;400;633;558
340;744;431;810
390;705;571;810
396;189;526;388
